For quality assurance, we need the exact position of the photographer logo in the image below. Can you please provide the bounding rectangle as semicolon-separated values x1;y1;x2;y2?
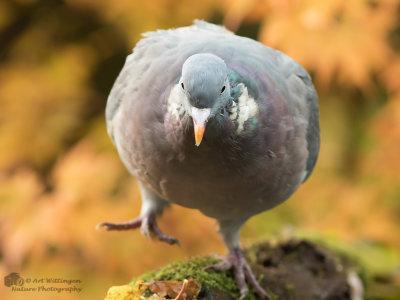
3;273;82;293
4;273;24;287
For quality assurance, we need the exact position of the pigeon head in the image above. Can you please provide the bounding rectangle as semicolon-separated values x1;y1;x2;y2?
180;53;231;146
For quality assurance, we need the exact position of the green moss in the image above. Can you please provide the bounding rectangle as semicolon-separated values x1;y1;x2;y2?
284;282;295;291
122;233;399;300
130;255;278;300
131;256;240;298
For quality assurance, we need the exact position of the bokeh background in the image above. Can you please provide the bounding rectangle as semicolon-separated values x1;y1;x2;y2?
1;0;399;299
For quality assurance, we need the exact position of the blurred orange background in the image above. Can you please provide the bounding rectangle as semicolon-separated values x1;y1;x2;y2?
0;0;399;299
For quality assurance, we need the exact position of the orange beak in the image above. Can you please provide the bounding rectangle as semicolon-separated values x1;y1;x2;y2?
191;107;211;147
194;124;206;146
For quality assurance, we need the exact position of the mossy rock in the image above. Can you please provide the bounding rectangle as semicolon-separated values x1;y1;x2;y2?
105;238;400;300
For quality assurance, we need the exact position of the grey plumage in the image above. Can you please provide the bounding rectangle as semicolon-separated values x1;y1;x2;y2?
100;20;320;299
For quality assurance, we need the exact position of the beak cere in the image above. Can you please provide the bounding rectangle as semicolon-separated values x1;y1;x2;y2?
191;107;211;147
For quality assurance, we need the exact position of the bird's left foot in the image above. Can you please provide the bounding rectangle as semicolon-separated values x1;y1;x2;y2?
206;248;270;300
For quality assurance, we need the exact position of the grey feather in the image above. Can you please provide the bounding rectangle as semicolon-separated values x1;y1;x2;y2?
106;19;320;237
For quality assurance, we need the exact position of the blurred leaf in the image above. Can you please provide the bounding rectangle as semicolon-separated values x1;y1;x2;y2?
224;0;398;91
141;277;200;299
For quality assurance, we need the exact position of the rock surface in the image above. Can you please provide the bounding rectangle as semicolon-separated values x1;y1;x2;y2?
105;239;368;300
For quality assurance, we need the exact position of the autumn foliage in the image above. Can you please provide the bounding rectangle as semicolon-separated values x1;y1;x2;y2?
0;1;399;299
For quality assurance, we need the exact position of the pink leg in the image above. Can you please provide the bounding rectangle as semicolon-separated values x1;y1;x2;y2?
206;247;270;300
97;212;179;246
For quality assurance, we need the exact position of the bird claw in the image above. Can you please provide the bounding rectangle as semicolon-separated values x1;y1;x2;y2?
203;259;231;271
96;218;142;231
205;248;270;300
97;213;180;246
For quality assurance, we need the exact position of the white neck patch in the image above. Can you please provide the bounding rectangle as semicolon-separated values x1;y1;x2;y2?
167;84;185;123
229;83;259;134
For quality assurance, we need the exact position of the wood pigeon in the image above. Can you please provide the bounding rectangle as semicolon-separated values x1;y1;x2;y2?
98;20;320;299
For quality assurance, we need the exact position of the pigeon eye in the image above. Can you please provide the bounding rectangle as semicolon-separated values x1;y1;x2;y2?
181;82;185;90
221;86;226;93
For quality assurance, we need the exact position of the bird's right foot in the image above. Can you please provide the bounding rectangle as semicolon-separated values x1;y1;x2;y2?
96;213;180;246
205;247;270;300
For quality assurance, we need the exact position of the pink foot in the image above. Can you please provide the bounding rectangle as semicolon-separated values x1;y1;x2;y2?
97;213;180;246
206;248;270;300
